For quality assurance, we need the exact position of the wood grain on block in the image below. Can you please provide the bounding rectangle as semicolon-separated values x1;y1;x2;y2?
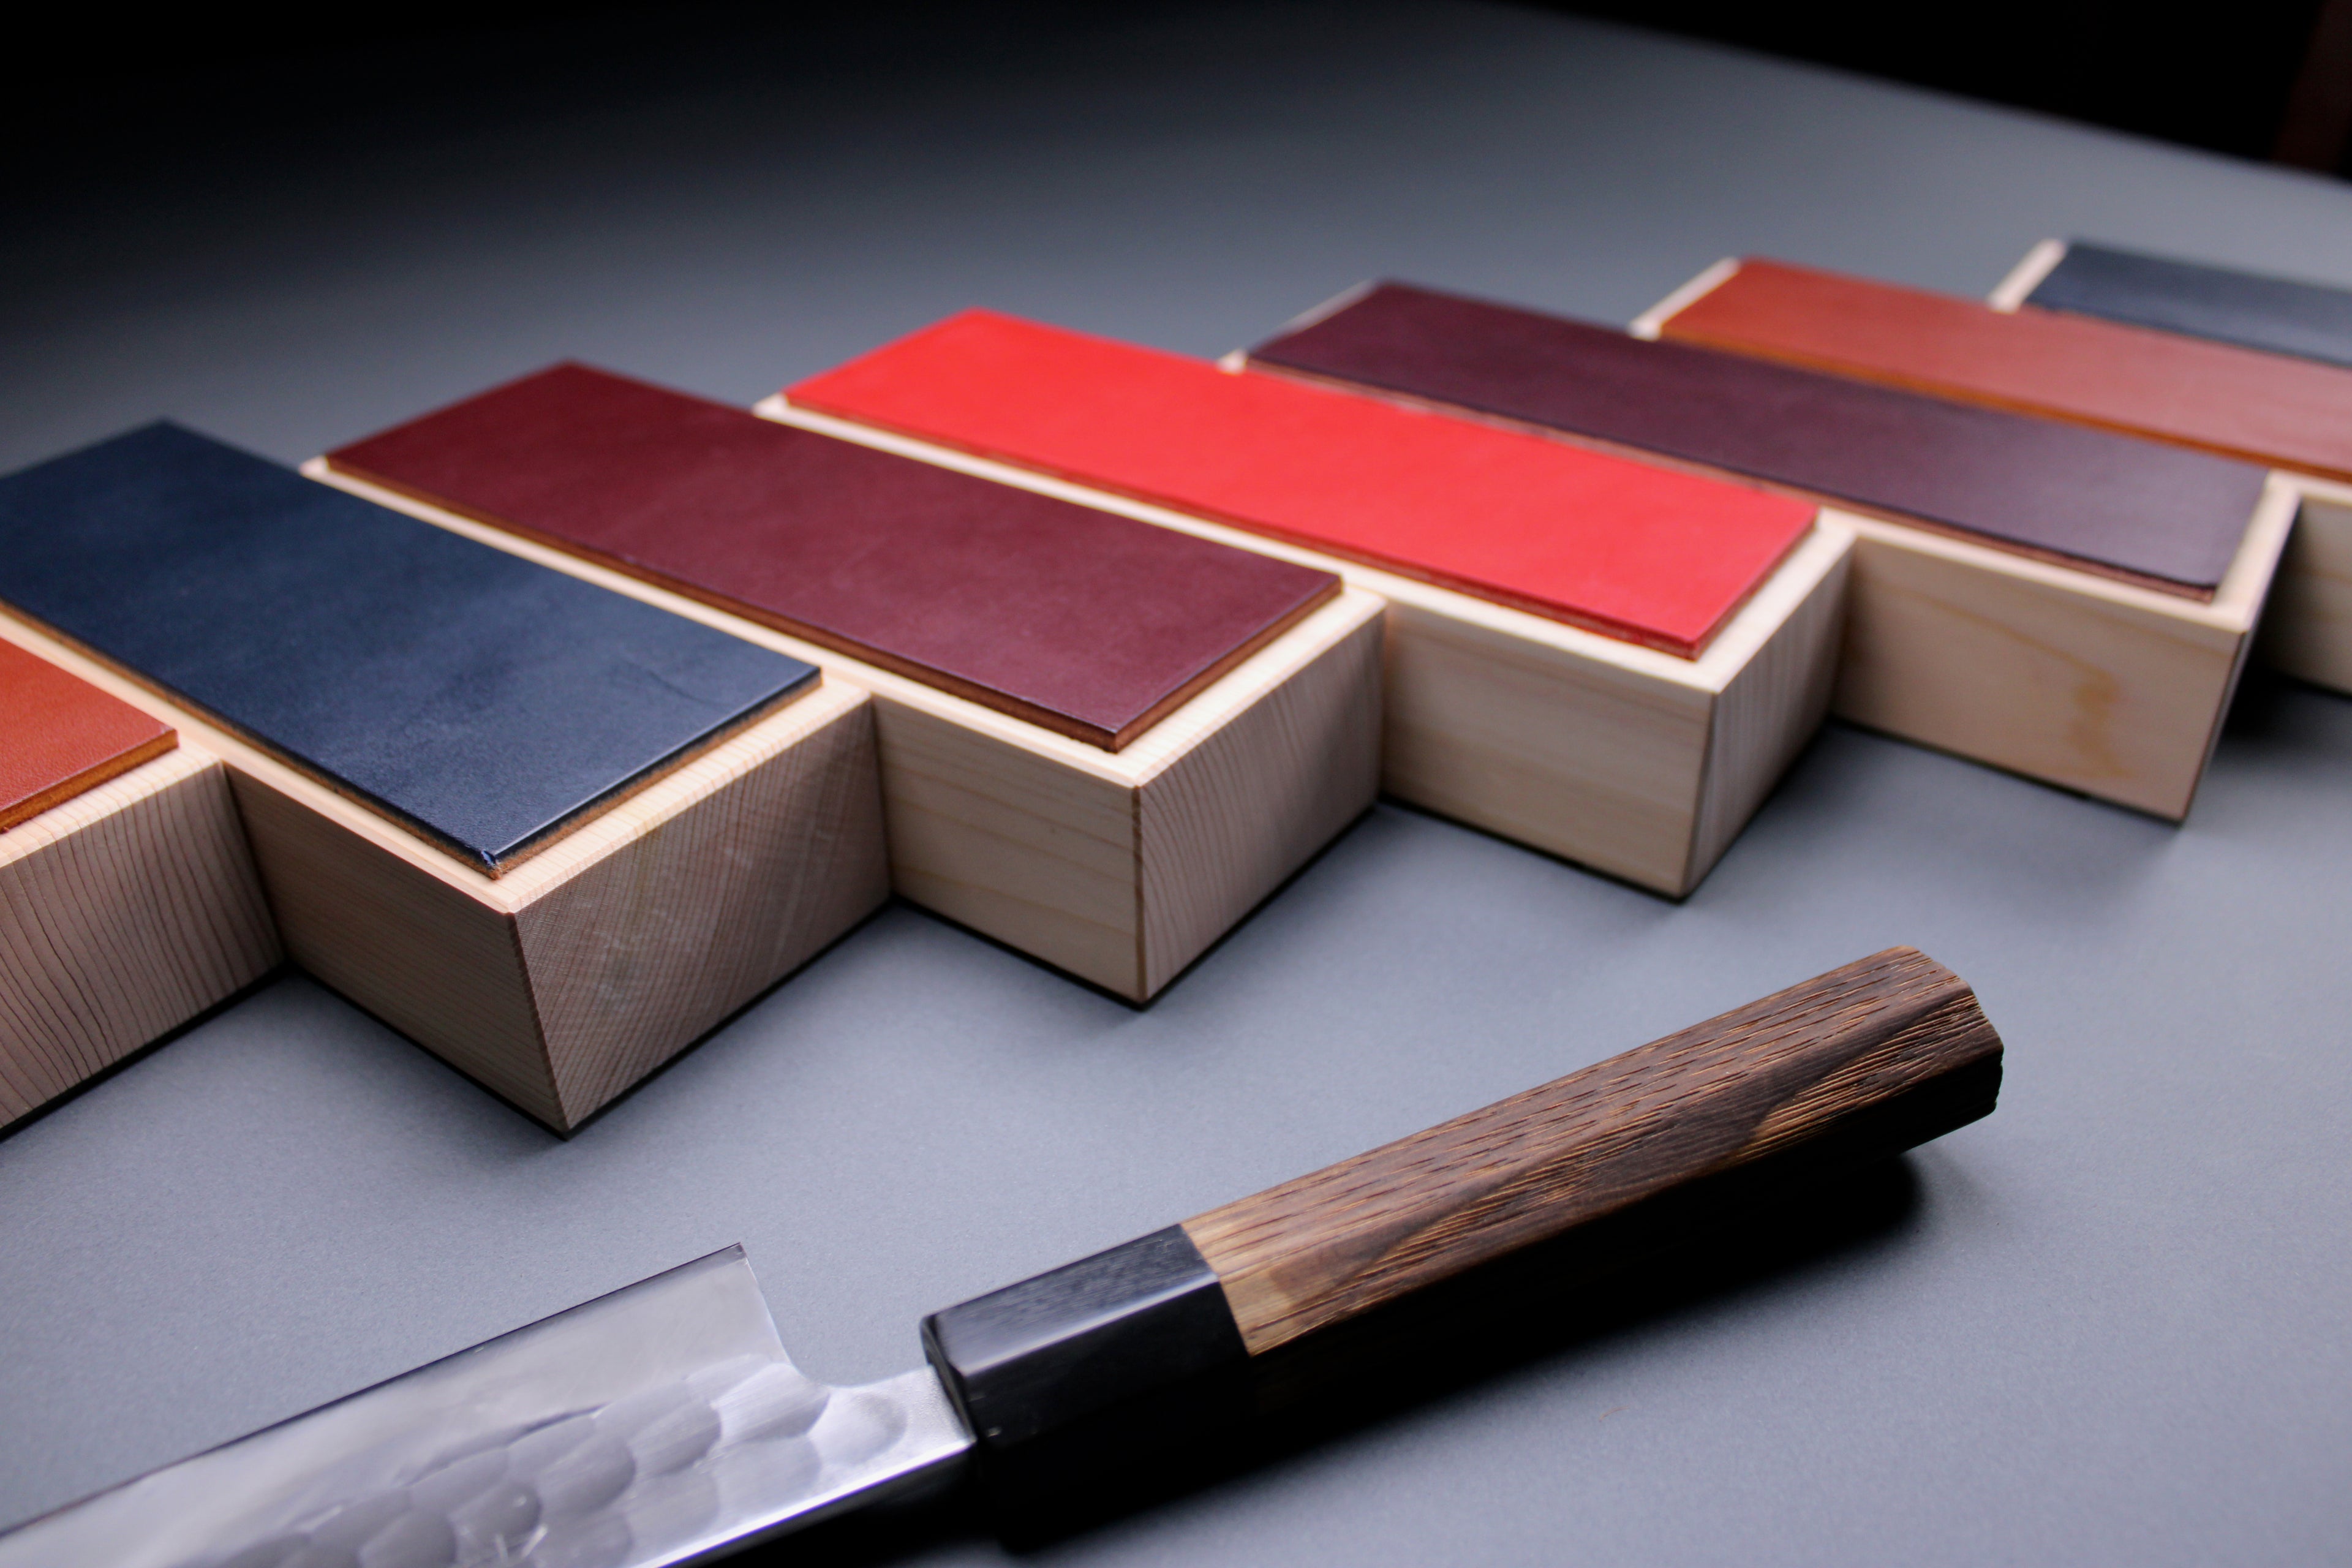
2019;240;2352;372
0;739;279;1127
1654;257;2352;490
1;608;888;1133
2265;476;2352;690
236;681;888;1128
1996;242;2352;698
1832;483;2292;820
311;458;1384;1002
1250;281;2288;820
1183;946;2001;1354
325;363;1338;752
0;430;885;1131
766;396;1850;899
786;310;1815;658
0;638;177;832
0;424;818;873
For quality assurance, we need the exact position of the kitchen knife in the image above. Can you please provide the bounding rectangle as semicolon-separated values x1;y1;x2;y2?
0;946;2001;1567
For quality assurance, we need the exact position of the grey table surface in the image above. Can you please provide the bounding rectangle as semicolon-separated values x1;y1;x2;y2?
4;4;2349;1563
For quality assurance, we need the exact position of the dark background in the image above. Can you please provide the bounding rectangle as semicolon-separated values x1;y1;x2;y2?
1553;0;2352;174
10;1;2352;184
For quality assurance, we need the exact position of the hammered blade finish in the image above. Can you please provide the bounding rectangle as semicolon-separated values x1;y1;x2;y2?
0;1248;971;1568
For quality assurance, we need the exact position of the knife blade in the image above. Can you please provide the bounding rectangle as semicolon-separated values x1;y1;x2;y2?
0;946;2002;1566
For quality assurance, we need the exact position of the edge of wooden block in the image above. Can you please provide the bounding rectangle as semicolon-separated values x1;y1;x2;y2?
1683;530;1852;891
307;456;1386;998
875;590;1382;1000
500;679;876;906
0;744;207;869
1134;592;1385;997
0;607;860;914
0;745;281;1125
1844;472;2292;639
1831;477;2294;819
1629;257;1741;339
0;605;883;1126
1988;239;2068;312
2290;471;2352;508
717;392;2297;842
760;397;1858;896
0;726;179;836
1238;280;1382;360
525;684;891;1127
1120;588;1386;784
2266;471;2352;693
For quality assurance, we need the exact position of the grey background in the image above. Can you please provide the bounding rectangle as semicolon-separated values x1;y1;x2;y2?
4;3;2349;1562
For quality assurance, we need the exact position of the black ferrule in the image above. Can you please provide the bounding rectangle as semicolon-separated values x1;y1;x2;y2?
922;1225;1248;1515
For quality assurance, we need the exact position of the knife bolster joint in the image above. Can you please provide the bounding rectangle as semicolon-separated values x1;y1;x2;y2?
921;1224;1249;1508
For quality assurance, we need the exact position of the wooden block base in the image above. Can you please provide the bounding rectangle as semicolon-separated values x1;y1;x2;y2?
0;614;889;1133
1832;477;2296;819
0;742;281;1127
756;401;1852;899
1259;293;2290;823
2267;477;2352;695
307;460;1385;1002
1992;244;2352;701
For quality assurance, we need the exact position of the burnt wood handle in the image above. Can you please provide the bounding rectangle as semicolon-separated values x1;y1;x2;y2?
1182;944;2000;1353
924;946;2001;1505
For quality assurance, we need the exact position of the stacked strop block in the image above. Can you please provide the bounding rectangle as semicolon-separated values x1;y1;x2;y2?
314;364;1381;1001
0;426;888;1133
1;639;278;1126
1641;254;2352;697
1994;239;2352;694
1245;283;2291;820
773;311;1849;897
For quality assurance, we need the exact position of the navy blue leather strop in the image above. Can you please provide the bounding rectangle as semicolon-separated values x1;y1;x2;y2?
2029;242;2352;372
0;424;818;870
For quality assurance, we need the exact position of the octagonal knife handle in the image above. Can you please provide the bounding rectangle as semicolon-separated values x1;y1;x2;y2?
924;946;2003;1499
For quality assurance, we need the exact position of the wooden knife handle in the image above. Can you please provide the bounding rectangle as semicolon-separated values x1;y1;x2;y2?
924;946;2002;1501
1183;944;1999;1353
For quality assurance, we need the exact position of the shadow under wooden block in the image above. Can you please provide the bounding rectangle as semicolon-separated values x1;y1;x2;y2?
0;612;889;1133
0;740;280;1128
1833;477;2296;820
753;402;1849;899
304;460;1384;1003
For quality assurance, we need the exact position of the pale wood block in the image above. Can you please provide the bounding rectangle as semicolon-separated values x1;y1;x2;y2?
0;613;888;1132
1991;242;2348;699
305;460;1387;1001
1985;238;2068;312
2268;477;2352;694
1832;474;2297;820
867;696;1142;991
1374;274;2286;818
755;400;1853;899
1136;592;1384;995
0;744;281;1126
1691;539;1855;876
